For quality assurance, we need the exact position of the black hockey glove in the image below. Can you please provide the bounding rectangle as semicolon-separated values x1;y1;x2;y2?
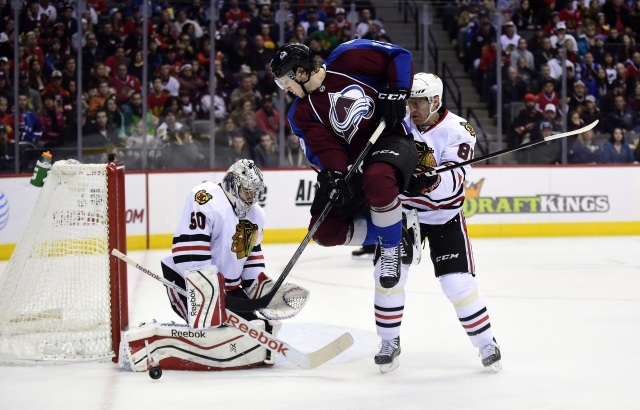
376;87;410;128
316;169;353;206
404;166;441;196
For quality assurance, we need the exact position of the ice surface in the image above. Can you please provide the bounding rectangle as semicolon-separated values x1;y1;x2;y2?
1;237;639;410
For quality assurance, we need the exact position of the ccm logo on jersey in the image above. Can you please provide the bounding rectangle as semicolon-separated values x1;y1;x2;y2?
226;313;288;355
436;253;459;262
371;149;400;156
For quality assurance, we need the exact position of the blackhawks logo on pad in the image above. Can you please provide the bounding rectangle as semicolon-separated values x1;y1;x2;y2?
194;189;212;205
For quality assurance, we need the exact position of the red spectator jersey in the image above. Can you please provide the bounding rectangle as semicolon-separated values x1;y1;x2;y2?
289;39;413;171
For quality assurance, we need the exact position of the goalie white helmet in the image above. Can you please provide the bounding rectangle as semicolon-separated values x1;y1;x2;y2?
222;159;265;219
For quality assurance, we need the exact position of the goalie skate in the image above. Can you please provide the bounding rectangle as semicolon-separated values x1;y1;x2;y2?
374;336;401;373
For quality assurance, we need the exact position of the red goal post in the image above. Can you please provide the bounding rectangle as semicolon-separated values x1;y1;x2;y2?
0;160;128;363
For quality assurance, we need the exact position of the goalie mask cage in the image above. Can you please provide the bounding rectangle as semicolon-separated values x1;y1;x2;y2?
0;161;128;363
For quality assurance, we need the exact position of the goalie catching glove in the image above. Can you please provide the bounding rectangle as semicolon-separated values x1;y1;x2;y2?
246;273;309;320
404;165;441;196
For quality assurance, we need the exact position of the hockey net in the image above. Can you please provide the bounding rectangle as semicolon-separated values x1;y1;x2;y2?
0;160;128;363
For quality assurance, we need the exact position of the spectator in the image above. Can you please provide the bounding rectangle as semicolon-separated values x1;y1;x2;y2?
177;89;196;127
550;22;578;52
581;95;602;131
0;97;9;125
157;108;184;142
175;8;203;39
146;77;170;118
128;50;145;83
156;64;180;97
18;71;42;113
514;54;538;90
252;132;278;168
606;94;639;136
230;74;262;112
126;119;155;148
568;129;602;164
176;64;204;99
534;36;554;70
510;37;534;69
616;33;637;64
88;80;110;117
500;21;520;53
602;127;635;163
626;52;640;82
83;108;120;147
249;4;277;39
103;95;126;139
97;22;121;57
215;117;241;147
228;37;254;74
355;8;373;39
123;91;157;136
60;56;77;92
593;66;610;103
558;0;583;31
224;0;250;32
104;47;127;77
602;52;617;84
4;93;42;145
536;80;560;112
510;93;542;146
627;81;640;116
532;104;562;141
580;52;601;93
87;62;110;92
162;127;205;169
255;94;279;141
519;122;562;164
218;134;250;169
577;24;597;56
40;71;72;120
512;0;537;31
44;37;64;73
548;46;575;80
28;59;47;92
239;111;262;148
567;80;588;113
37;93;65;147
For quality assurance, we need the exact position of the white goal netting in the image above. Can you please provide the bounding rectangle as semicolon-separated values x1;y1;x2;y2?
0;161;120;362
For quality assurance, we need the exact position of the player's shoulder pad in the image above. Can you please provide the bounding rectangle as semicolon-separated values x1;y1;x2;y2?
191;181;218;206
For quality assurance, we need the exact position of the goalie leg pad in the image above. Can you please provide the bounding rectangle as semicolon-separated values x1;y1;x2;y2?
247;272;310;320
122;320;281;371
185;266;227;329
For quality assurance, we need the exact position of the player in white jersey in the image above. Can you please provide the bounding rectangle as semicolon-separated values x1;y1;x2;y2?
375;73;502;373
121;160;309;373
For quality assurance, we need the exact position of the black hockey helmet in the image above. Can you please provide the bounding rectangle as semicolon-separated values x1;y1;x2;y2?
270;43;314;81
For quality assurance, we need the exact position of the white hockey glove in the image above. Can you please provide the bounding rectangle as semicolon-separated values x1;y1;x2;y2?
246;273;309;320
185;266;227;329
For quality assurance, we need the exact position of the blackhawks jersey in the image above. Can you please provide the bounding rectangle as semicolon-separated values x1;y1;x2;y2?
289;39;413;171
161;182;267;290
400;109;477;225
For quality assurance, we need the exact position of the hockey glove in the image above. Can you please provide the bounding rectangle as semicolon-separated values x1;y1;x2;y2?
376;87;410;128
404;166;441;196
316;169;353;205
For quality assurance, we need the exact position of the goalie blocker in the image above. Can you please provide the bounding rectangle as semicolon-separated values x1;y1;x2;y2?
121;320;282;371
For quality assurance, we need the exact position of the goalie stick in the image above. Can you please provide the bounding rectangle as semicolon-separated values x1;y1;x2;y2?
111;249;354;370
428;120;599;176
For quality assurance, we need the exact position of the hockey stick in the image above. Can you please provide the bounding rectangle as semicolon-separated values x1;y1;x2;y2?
428;120;599;176
247;119;389;310
111;249;354;370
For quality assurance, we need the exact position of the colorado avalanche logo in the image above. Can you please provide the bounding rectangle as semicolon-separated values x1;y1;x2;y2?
328;85;374;143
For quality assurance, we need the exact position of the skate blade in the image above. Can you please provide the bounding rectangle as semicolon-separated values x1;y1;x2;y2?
379;357;400;374
487;360;502;373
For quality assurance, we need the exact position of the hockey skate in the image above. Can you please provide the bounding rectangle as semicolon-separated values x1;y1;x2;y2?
352;244;376;259
375;336;401;373
378;244;401;288
401;209;421;265
480;339;502;373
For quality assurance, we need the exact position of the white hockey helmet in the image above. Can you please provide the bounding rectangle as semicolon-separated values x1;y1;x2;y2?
411;72;443;101
222;159;265;219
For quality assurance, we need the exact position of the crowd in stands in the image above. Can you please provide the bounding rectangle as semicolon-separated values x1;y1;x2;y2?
0;0;390;173
445;0;640;164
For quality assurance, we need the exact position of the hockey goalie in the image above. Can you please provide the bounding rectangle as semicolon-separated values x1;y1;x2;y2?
120;160;309;372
